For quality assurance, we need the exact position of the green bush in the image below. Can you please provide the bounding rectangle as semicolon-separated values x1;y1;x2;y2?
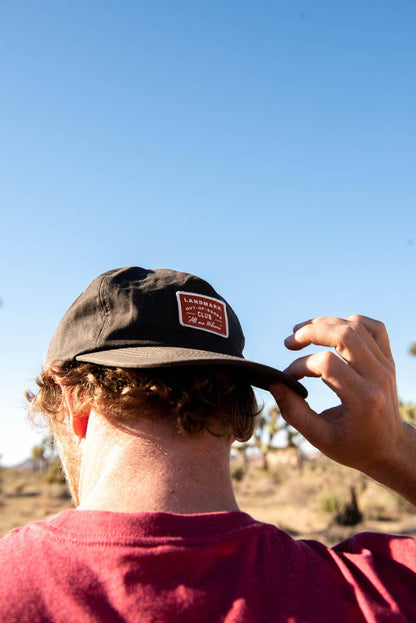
44;460;66;485
318;494;342;513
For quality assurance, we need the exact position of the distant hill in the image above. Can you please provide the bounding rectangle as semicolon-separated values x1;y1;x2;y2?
9;458;36;470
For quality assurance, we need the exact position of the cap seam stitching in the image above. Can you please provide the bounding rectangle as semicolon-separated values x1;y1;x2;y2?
95;275;110;349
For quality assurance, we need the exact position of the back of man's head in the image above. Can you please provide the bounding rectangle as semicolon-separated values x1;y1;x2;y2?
27;266;306;457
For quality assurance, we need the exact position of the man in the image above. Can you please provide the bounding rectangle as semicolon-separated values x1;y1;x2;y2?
1;265;415;622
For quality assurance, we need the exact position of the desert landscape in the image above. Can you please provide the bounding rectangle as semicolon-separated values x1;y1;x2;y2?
1;452;415;546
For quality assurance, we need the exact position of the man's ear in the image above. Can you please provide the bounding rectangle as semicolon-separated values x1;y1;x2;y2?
61;386;90;440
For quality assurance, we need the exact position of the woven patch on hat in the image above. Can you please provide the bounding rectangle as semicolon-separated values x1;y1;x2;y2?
176;291;229;338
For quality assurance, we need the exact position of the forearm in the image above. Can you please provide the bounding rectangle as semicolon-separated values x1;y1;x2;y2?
363;421;416;507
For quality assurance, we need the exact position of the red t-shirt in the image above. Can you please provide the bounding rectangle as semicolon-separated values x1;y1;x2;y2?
0;510;415;622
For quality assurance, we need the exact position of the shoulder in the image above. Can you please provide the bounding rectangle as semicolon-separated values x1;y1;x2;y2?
333;530;416;570
0;515;60;578
0;512;81;621
331;531;416;617
0;520;49;621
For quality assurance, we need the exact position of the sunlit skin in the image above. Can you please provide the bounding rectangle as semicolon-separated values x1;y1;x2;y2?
54;402;239;513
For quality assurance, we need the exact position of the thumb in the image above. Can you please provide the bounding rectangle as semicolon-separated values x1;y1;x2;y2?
269;382;327;448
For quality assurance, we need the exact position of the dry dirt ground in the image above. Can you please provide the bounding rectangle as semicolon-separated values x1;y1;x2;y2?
1;456;415;546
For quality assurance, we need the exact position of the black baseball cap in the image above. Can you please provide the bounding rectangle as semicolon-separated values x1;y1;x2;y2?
47;266;307;397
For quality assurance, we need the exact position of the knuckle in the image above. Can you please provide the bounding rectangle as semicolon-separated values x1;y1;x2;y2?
375;319;386;334
319;350;337;374
338;325;357;349
347;313;363;323
349;320;365;333
312;316;326;325
382;368;396;392
349;321;370;342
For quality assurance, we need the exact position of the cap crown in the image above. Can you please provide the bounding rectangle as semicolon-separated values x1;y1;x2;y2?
47;267;245;363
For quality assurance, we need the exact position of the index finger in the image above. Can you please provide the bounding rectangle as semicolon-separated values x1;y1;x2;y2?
289;315;393;363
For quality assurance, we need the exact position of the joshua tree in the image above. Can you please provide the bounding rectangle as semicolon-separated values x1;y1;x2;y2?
253;405;304;471
31;436;56;472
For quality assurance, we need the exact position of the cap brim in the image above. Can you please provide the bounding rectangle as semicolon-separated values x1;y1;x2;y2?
76;346;308;398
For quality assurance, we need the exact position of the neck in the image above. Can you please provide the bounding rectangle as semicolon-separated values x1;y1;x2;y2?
73;411;239;514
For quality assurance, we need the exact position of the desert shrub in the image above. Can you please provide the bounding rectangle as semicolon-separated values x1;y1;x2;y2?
318;494;342;513
12;481;26;496
231;465;246;482
44;460;66;485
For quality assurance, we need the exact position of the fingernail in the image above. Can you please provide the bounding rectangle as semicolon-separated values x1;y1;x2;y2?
293;321;309;332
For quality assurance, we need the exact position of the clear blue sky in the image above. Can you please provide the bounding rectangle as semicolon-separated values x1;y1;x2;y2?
1;1;415;465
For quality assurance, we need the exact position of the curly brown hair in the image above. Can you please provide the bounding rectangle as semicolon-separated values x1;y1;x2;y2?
27;361;260;442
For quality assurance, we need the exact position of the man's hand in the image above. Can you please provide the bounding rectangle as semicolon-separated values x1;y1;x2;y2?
269;315;416;505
